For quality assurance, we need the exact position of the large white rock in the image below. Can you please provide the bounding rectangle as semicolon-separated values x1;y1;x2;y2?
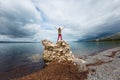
42;39;87;71
42;40;75;62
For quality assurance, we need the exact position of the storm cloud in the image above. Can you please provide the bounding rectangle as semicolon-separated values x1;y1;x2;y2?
0;0;120;41
0;0;42;41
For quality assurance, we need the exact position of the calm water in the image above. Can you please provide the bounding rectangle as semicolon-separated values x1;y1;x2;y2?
70;41;120;55
0;41;120;79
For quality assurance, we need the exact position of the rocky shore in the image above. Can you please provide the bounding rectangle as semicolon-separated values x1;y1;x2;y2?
12;40;120;80
86;47;120;80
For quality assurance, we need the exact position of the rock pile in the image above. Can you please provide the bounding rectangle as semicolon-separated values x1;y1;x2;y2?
42;39;87;71
42;39;75;62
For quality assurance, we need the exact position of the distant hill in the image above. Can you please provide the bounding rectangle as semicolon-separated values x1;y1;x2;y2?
91;32;120;42
0;41;39;43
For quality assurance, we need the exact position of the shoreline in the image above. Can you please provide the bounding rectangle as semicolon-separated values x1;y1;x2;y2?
85;47;120;80
11;47;120;80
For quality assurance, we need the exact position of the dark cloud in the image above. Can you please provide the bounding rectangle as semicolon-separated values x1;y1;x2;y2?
0;16;35;38
78;19;120;40
0;0;41;39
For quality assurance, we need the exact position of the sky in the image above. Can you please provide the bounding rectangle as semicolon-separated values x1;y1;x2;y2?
0;0;120;42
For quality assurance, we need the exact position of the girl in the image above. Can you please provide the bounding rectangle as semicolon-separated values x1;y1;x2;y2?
56;26;65;41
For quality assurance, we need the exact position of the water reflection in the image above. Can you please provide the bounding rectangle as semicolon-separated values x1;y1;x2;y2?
0;41;120;79
70;41;120;55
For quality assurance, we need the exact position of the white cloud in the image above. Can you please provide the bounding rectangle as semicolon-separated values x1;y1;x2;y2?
0;0;120;41
33;0;120;41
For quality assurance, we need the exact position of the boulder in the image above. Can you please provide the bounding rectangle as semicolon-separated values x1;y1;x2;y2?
42;39;87;71
42;39;74;62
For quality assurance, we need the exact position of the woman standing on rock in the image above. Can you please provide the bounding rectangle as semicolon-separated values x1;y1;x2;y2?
56;26;65;41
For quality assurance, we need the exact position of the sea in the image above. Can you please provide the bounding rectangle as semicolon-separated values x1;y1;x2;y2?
0;41;120;79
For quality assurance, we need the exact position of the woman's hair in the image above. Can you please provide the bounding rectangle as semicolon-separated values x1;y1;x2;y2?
58;27;61;29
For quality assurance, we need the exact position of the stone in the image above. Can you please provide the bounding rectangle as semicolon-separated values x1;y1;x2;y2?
42;40;75;62
42;39;87;71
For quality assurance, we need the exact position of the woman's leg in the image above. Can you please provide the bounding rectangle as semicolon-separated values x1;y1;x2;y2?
60;34;62;40
57;34;62;41
57;34;61;41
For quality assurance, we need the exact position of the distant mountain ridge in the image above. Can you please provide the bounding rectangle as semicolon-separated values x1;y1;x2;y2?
0;41;39;43
77;33;114;42
91;32;120;41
